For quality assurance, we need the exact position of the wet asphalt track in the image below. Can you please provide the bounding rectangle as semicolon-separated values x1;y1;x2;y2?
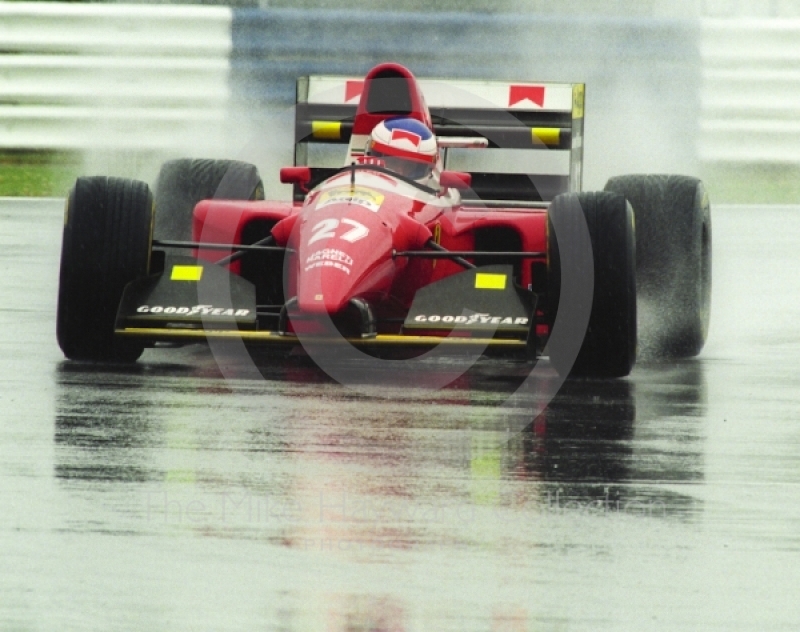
2;198;800;631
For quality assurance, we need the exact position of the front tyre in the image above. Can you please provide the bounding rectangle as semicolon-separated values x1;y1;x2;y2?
57;177;154;362
547;191;637;378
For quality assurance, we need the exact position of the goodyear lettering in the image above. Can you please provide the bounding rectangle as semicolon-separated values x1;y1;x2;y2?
136;304;250;317
413;314;528;326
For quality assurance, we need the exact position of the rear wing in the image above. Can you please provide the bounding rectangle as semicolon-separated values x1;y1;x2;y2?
293;75;585;206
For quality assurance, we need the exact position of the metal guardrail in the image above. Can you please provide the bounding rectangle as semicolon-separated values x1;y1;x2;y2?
3;4;796;169
0;2;231;151
700;19;800;163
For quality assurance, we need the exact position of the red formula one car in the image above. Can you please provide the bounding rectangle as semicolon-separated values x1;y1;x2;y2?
57;62;711;378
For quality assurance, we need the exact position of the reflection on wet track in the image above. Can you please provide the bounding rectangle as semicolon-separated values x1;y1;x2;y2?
3;200;800;630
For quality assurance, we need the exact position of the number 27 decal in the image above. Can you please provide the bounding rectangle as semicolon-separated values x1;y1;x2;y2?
308;218;369;245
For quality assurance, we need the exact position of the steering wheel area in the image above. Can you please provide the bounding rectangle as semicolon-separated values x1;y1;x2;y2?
333;163;438;196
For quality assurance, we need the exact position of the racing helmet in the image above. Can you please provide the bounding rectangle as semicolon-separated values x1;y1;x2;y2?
366;118;438;181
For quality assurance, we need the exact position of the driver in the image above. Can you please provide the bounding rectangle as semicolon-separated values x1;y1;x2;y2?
365;117;438;184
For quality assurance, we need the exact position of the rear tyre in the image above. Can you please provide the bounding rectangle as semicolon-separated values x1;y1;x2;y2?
604;175;711;357
547;191;637;378
153;159;265;243
57;177;154;362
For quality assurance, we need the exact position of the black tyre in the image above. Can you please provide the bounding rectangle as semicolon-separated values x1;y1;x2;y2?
57;177;154;362
604;175;711;357
153;159;264;243
547;191;637;378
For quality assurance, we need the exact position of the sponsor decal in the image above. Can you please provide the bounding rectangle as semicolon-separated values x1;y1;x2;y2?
509;85;546;108
305;248;353;275
412;313;529;326
304;261;351;275
433;223;441;245
572;84;585;119
136;304;250;317
306;248;353;266
317;186;384;213
432;223;442;269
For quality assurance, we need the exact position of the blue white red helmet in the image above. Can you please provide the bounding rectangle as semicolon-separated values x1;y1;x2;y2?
366;118;438;181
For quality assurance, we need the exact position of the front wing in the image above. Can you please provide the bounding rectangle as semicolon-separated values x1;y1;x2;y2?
115;258;539;355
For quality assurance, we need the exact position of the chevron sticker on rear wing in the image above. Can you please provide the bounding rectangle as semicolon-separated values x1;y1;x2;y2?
304;77;575;111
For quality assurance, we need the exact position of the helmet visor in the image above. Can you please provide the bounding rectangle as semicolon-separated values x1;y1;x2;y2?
371;151;432;180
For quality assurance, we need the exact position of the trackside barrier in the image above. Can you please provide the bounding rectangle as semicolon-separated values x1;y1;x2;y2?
700;19;800;163
3;5;800;173
0;2;232;152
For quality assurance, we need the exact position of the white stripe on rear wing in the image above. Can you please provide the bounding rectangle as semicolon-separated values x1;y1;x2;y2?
437;136;489;149
305;76;576;112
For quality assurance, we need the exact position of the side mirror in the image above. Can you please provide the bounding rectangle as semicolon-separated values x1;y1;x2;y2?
439;170;472;190
279;166;311;186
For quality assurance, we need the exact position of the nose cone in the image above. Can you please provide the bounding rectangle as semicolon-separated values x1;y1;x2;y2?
295;206;395;314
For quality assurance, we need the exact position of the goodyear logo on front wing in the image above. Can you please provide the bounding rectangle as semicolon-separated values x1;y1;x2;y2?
317;186;384;213
475;273;507;290
413;314;529;326
171;265;203;281
136;304;250;317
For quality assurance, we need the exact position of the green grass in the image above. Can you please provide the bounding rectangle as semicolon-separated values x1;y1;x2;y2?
2;150;799;203
0;151;81;198
701;163;800;205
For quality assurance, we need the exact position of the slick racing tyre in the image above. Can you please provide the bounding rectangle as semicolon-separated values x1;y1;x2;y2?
546;191;637;378
57;177;154;362
153;159;265;243
604;175;711;357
